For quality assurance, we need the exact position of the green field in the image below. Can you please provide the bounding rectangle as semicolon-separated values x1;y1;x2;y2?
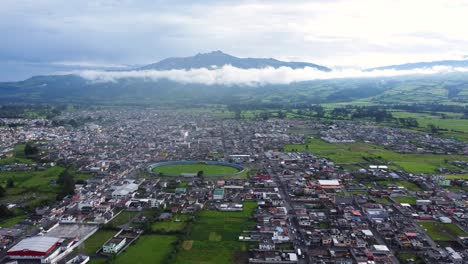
392;111;468;141
373;180;422;191
108;211;139;228
152;214;190;232
82;230;117;255
418;221;468;241
444;174;468;180
153;163;241;177
393;196;418;205
284;138;467;173
174;202;257;264
115;235;177;264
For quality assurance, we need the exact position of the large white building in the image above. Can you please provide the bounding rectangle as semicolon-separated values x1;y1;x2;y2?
7;236;65;263
112;183;139;198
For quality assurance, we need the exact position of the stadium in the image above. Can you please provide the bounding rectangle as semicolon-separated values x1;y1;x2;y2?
149;160;246;177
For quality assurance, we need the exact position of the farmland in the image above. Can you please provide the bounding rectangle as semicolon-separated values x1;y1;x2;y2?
152;214;190;232
418;221;468;242
115;235;177;264
108;211;140;228
392;111;468;142
82;230;117;255
284;138;467;173
174;202;257;264
0;144;91;226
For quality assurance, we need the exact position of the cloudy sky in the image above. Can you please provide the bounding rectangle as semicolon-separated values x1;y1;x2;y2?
2;0;468;81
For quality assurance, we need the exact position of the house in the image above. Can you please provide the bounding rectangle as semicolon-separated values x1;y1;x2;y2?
103;237;126;254
213;189;224;200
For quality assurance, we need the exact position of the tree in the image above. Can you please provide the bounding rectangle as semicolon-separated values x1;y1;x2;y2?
6;179;14;188
0;204;13;219
56;169;75;200
0;186;5;198
316;105;325;118
428;124;439;134
277;111;286;119
24;143;39;157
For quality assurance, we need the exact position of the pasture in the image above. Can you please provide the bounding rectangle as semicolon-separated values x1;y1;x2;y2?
418;221;468;242
82;230;117;255
115;235;177;264
284;138;467;173
152;214;190;232
174;202;257;264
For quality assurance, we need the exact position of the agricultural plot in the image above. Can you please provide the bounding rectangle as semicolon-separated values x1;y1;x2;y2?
418;221;468;242
393;196;418;205
392;111;468;142
174;202;257;264
115;235;177;264
108;211;139;228
82;230;117;255
284;139;467;173
152;214;190;232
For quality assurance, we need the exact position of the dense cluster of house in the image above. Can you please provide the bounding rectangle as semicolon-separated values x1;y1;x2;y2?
0;109;467;264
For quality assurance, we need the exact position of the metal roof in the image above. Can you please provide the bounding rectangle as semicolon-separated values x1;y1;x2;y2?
8;236;60;254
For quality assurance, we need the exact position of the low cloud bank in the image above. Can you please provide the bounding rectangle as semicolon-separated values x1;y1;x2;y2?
75;65;468;86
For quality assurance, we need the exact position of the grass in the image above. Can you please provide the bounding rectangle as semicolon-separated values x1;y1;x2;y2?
393;196;418;205
153;163;247;178
115;235;177;264
376;180;422;191
418;221;468;241
82;230;117;255
284;138;467;173
392;111;468;141
152;214;190;232
174;202;257;264
397;252;424;264
372;197;391;204
153;164;239;176
444;174;468;180
109;211;139;227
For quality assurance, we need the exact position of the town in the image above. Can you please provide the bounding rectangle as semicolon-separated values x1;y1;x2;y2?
0;107;467;264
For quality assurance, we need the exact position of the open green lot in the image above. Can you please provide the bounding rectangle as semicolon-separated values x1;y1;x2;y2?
153;163;241;177
393;196;418;205
284;138;467;173
372;180;422;191
174;202;257;264
392;111;468;141
418;221;468;241
444;174;468;180
108;211;139;228
115;235;177;264
83;230;117;255
152;214;190;232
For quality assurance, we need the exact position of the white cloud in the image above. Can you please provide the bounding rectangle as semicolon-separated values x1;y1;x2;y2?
75;65;468;86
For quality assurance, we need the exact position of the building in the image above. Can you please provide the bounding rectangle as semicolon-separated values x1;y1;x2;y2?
112;183;139;198
7;236;63;263
213;188;225;200
103;237;126;254
317;180;341;189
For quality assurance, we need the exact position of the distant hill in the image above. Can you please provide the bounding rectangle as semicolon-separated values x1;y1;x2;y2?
368;59;468;71
139;50;331;71
1;52;468;106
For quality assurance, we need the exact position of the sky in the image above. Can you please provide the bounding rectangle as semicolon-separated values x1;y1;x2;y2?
2;0;468;81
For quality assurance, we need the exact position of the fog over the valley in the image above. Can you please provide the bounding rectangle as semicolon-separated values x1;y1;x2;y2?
76;66;468;86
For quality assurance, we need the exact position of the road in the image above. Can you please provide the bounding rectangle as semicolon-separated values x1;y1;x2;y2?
265;163;307;264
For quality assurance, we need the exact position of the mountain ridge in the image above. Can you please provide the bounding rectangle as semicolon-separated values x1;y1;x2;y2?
139;51;331;71
367;59;468;71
